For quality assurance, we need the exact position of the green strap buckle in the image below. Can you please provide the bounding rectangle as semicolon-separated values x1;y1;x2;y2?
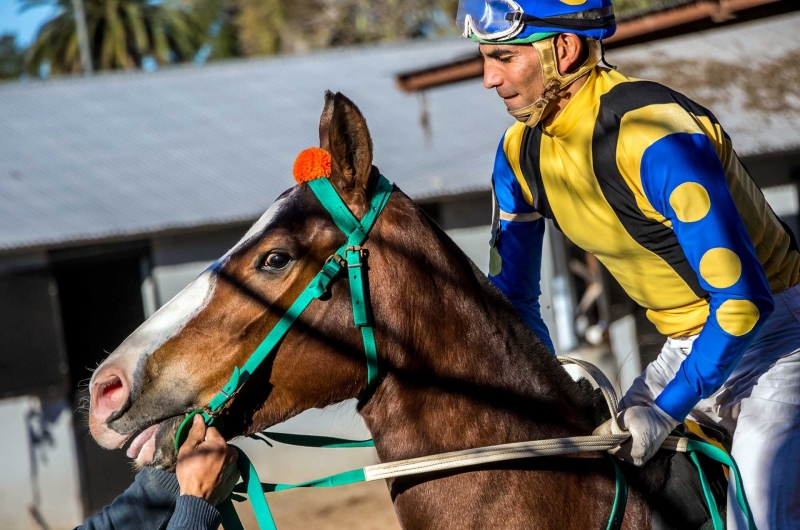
345;246;371;328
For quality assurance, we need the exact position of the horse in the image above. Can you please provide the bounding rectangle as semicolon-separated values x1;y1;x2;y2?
87;91;725;529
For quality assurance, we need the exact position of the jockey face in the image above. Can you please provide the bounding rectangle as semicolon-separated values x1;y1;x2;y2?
480;43;544;113
480;34;589;120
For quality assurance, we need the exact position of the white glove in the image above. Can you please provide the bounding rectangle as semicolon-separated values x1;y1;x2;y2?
594;404;679;467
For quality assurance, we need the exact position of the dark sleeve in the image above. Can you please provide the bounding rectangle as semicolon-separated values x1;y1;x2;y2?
166;496;221;530
75;467;181;530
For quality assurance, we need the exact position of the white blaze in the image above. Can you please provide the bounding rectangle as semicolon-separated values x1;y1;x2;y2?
90;196;288;390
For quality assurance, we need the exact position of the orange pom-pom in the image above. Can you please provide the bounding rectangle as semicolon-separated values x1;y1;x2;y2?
293;147;331;185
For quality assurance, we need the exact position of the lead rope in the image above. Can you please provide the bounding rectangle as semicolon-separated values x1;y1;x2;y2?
174;174;755;530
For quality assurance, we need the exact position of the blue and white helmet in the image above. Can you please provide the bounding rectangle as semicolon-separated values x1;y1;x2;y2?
457;0;616;44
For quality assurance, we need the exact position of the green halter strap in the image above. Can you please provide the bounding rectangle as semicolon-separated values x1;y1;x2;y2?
174;174;393;450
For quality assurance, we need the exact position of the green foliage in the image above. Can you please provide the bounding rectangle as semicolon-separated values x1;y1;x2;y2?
0;34;25;79
18;0;671;73
22;0;207;75
198;0;670;59
209;0;460;58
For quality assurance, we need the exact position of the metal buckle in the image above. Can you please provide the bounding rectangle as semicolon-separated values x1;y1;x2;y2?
345;246;368;267
325;253;347;268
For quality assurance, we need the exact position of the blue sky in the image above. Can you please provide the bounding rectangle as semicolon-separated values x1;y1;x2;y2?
0;0;59;47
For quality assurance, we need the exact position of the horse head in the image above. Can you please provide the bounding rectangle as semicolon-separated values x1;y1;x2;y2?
88;92;393;468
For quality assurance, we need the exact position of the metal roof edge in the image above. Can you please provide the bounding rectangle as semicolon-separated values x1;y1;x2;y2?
0;36;468;95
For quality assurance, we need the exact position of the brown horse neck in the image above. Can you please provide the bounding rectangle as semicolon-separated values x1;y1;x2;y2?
358;192;601;464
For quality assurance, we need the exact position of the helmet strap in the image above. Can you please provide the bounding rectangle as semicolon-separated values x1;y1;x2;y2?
509;37;602;128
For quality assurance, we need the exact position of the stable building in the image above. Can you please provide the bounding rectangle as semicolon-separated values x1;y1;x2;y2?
0;9;798;528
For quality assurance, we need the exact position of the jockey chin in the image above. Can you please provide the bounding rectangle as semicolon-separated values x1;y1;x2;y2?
459;0;800;527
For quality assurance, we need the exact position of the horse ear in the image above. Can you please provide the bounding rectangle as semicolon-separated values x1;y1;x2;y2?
318;90;335;152
326;92;373;194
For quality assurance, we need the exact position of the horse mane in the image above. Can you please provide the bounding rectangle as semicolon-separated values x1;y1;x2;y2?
368;184;608;444
440;212;606;407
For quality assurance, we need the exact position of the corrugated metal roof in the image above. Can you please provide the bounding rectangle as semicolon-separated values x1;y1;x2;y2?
0;13;798;253
608;11;800;156
0;39;505;253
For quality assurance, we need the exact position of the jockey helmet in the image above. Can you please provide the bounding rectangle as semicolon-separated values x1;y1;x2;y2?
457;0;616;44
457;0;616;127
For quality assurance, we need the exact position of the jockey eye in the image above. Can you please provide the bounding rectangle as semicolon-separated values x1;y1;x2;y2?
260;251;291;271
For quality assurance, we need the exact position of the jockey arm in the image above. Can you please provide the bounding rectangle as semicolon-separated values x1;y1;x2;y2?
488;136;555;354
640;132;776;422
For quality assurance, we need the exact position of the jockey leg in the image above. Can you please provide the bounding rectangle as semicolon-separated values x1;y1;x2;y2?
622;284;800;529
727;352;800;530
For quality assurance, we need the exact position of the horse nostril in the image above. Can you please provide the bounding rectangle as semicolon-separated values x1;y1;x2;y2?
91;371;131;422
98;376;124;402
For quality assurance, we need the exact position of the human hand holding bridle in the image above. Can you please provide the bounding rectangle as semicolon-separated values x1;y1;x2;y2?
176;414;240;506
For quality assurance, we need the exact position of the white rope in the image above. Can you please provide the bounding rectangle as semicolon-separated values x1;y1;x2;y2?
557;356;626;435
363;433;629;481
361;356;632;482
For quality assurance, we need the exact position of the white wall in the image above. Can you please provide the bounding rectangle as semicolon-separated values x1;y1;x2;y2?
0;396;83;530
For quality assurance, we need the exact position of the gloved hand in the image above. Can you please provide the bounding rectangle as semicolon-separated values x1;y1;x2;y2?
594;404;679;467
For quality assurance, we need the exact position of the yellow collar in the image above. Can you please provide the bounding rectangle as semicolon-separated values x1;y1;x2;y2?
543;67;604;138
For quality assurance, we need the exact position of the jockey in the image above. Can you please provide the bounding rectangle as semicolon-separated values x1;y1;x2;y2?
459;0;800;528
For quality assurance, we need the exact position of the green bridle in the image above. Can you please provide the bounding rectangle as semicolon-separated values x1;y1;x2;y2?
173;174;394;529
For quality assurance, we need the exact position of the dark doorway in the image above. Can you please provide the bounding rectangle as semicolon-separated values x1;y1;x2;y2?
0;271;69;399
51;242;149;516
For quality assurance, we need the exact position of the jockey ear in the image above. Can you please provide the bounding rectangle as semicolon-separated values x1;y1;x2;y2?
326;92;374;197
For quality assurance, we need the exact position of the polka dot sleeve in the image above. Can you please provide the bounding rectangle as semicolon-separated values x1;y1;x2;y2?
640;132;775;420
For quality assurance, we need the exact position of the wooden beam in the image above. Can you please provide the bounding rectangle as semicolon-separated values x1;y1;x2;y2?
605;0;790;47
396;53;484;93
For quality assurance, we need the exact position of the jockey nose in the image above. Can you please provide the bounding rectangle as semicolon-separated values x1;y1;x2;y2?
89;365;133;442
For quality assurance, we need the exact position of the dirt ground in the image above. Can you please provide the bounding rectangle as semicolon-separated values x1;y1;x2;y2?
230;481;402;530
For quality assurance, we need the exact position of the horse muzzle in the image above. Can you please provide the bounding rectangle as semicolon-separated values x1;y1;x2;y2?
88;364;135;449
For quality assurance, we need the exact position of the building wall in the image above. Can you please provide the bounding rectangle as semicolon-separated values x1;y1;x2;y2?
0;396;83;530
0;251;83;530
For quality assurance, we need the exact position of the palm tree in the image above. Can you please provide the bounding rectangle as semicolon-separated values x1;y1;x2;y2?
0;34;26;79
22;0;206;75
230;0;459;57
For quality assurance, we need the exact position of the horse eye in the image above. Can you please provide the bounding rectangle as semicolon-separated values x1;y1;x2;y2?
261;252;291;271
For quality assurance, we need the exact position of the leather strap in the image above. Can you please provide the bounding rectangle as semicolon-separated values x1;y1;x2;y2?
509;37;602;128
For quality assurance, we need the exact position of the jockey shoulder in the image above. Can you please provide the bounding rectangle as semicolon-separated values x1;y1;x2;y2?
464;0;800;417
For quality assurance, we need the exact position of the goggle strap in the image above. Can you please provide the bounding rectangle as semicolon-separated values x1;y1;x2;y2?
510;12;616;30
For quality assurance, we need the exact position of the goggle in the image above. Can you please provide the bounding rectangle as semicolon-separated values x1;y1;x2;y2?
457;0;616;42
457;0;526;42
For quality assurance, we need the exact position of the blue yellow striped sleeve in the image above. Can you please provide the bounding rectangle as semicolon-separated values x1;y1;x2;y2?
641;132;775;420
488;135;554;354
